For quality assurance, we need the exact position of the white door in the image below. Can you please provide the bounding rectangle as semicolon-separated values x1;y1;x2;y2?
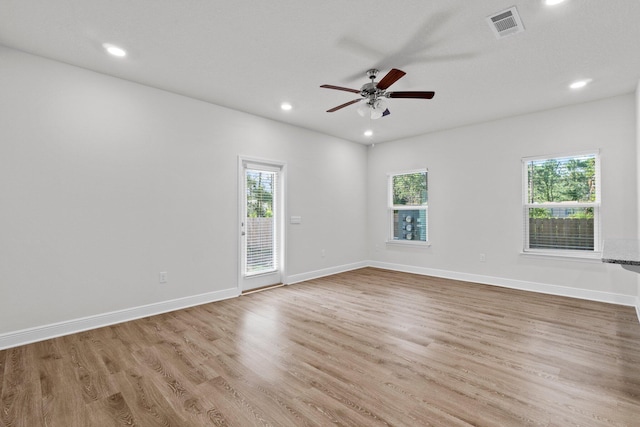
239;158;285;292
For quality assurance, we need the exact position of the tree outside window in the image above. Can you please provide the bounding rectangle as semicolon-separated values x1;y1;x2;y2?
524;153;600;253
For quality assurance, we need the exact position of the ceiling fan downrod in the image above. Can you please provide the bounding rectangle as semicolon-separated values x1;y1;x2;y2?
362;69;383;105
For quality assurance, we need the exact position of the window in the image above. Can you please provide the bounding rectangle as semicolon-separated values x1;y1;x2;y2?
388;170;428;244
245;168;278;274
523;152;600;255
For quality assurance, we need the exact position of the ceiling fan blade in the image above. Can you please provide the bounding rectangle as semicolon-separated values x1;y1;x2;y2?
388;91;435;99
327;98;362;112
320;84;361;94
376;68;406;90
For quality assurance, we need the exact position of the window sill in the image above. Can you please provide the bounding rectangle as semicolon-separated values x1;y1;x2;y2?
520;250;602;263
386;240;431;248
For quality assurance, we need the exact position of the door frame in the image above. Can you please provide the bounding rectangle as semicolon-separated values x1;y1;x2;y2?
237;155;287;293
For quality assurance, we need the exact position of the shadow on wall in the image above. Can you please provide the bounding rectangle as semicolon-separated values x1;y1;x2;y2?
622;265;640;274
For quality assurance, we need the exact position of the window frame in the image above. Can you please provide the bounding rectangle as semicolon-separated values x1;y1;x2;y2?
387;168;429;246
522;151;601;258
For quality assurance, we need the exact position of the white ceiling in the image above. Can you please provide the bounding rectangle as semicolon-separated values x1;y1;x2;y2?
1;0;639;144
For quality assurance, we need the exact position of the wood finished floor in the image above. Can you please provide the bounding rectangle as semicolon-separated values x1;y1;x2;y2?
1;267;640;426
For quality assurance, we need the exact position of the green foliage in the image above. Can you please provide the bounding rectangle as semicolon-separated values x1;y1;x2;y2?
528;207;594;219
393;172;427;205
527;156;596;203
246;171;274;218
529;208;551;219
569;207;594;219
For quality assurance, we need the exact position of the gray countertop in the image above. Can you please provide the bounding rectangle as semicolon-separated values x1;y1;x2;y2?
602;239;640;265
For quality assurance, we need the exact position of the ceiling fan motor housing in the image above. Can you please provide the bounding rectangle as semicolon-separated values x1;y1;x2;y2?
361;82;388;106
362;69;382;103
361;82;377;95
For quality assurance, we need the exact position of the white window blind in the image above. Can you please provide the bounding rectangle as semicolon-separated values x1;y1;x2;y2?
523;152;600;254
245;169;278;275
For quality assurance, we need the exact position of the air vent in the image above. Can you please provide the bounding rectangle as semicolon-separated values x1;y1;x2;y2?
487;6;524;39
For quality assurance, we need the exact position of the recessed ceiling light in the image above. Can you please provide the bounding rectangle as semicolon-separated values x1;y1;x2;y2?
102;43;127;57
569;79;592;89
280;102;292;111
364;130;373;137
545;0;566;5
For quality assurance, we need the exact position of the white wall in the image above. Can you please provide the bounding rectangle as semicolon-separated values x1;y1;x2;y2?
637;81;640;312
0;46;367;335
368;94;638;300
1;44;638;343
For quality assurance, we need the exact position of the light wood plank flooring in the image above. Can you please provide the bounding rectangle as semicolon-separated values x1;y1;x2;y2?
1;267;640;426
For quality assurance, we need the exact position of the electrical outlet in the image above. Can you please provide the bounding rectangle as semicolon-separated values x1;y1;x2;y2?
321;249;326;258
159;272;168;283
479;254;486;262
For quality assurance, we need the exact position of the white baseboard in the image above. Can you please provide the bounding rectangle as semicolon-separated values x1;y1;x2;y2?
1;259;368;350
0;288;239;351
2;261;638;350
369;261;639;307
285;261;369;285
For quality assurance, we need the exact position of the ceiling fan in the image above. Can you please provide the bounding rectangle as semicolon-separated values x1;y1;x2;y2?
320;68;435;119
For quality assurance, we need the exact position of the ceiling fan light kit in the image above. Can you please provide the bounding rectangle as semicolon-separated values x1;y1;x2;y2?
357;96;388;120
321;68;435;119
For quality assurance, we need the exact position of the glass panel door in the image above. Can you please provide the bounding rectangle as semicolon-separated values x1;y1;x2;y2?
239;159;283;292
